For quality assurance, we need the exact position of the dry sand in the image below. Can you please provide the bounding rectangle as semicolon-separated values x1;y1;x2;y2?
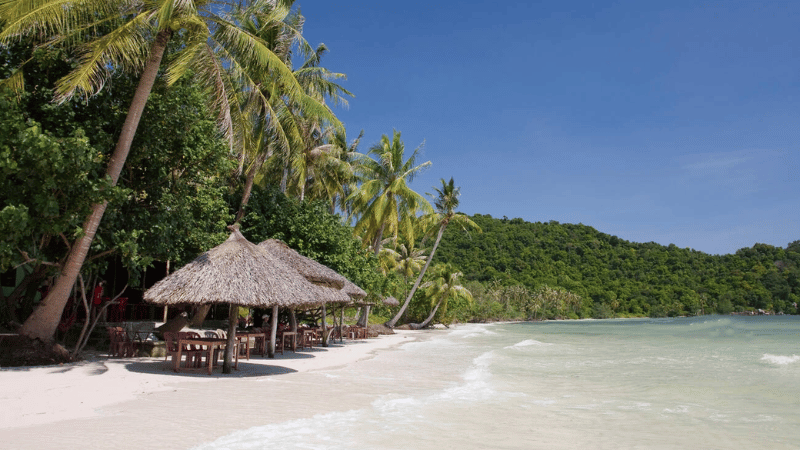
0;330;420;449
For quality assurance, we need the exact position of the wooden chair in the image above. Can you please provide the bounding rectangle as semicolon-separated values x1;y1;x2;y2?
278;330;296;353
237;332;254;359
107;326;136;357
250;328;268;356
347;326;366;340
312;328;323;346
178;331;204;368
203;331;224;364
163;331;180;363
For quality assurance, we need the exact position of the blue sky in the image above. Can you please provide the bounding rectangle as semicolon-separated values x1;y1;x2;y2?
297;0;798;255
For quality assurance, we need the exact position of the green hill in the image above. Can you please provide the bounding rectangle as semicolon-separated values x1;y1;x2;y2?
432;214;800;317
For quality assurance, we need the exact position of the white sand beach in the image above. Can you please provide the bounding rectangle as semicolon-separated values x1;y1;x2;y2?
0;330;421;450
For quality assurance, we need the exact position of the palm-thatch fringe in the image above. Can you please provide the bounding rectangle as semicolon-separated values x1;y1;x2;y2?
303;283;351;306
144;230;320;308
382;296;399;307
343;279;367;300
257;239;347;289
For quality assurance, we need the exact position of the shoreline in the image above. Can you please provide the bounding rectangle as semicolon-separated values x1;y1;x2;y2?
0;329;425;449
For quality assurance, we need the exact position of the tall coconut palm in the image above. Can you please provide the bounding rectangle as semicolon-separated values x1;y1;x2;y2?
236;39;350;217
349;130;433;257
414;264;472;329
0;0;307;343
282;44;352;201
233;8;345;222
310;129;363;215
386;177;480;327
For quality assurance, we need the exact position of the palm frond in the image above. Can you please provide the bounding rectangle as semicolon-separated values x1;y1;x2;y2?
54;10;154;102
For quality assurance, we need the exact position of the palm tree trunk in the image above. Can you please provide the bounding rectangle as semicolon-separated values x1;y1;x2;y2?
235;151;269;224
356;304;370;327
416;297;444;329
188;304;212;328
386;223;447;328
280;163;289;193
372;224;386;257
18;30;173;343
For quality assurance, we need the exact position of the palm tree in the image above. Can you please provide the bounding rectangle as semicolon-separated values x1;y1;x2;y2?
1;0;306;344
310;129;363;215
233;8;346;222
381;240;427;303
283;45;352;202
386;177;480;327
349;130;433;257
414;264;472;329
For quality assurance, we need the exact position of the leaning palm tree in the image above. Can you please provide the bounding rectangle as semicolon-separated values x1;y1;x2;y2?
391;240;427;308
413;264;472;329
0;0;307;344
386;177;480;327
349;130;433;257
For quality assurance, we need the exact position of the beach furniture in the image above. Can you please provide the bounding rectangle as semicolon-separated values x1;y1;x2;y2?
278;330;297;352
107;326;136;357
164;331;239;375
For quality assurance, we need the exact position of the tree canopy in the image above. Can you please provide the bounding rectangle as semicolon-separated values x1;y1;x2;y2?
432;214;800;319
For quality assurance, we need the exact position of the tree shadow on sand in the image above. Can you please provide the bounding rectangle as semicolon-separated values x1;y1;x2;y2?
121;354;322;378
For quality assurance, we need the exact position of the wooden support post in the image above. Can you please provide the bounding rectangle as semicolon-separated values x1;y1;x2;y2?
223;304;238;374
321;303;328;347
268;305;278;358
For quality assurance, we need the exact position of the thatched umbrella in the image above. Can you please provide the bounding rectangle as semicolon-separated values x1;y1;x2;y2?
258;240;347;289
383;296;399;307
259;239;355;346
144;229;318;372
343;279;367;300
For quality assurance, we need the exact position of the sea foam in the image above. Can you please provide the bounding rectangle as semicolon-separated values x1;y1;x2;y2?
505;339;552;349
761;354;800;365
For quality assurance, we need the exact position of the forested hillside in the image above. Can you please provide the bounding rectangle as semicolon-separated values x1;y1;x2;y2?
433;214;800;317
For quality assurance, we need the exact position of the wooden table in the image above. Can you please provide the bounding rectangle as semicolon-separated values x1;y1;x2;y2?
280;331;297;352
299;328;321;348
174;337;238;375
236;332;268;358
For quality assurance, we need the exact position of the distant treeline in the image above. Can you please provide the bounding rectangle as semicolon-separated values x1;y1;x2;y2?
432;214;800;319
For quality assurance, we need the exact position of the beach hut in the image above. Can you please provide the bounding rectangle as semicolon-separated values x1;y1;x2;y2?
258;239;353;345
257;240;347;289
143;228;318;372
343;279;367;300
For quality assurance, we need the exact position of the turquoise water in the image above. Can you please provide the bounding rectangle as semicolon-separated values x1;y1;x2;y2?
195;316;800;449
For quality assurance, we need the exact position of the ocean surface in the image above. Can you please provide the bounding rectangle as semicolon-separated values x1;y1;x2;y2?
195;316;800;450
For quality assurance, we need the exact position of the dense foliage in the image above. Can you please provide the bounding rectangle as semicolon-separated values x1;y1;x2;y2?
432;214;800;319
0;46;235;324
239;185;390;299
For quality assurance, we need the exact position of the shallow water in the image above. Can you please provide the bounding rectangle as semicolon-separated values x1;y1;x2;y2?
194;316;800;449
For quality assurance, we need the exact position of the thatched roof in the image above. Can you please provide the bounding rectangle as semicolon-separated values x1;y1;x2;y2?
343;279;367;300
305;282;351;305
382;296;400;307
144;230;319;307
258;239;347;289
